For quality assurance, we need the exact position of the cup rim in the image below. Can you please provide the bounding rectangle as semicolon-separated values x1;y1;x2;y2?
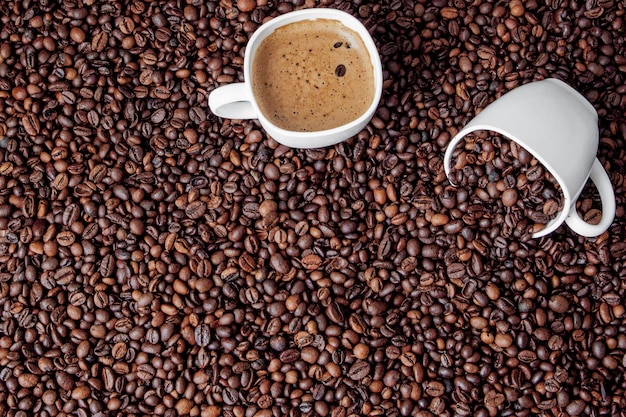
444;125;573;237
242;8;383;140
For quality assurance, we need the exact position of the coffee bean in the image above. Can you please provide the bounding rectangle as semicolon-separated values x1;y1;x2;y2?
446;262;465;280
119;17;135;35
186;200;207;219
335;64;346;77
548;294;570;313
99;254;114;278
300;253;323;270
270;253;290;274
22;112;40;136
279;349;300;364
565;399;586;416
347;360;370;380
294;331;314;348
56;230;75;246
425;381;445;397
18;373;38;388
326;301;345;324
137;364;156;381
194;324;211;347
189;107;206;124
62;204;80;226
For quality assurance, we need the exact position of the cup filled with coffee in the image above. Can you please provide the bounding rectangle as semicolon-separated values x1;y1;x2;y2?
443;78;615;238
208;8;383;148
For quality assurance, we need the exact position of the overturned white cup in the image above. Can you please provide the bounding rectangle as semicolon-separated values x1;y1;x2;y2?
443;78;615;238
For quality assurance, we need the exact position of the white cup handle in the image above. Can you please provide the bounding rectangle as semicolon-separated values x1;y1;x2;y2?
564;158;615;237
208;83;258;119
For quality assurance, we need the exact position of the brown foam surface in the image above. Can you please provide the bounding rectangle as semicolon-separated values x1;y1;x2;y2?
252;19;375;132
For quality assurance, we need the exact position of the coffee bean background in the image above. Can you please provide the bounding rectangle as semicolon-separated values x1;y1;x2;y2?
0;1;625;417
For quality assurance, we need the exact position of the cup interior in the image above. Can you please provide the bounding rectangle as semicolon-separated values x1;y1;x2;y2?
243;9;383;138
445;129;569;238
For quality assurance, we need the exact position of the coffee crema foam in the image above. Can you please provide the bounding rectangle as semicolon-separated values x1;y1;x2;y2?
251;19;375;132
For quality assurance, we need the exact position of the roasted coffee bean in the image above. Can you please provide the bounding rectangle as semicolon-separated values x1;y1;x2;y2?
335;64;346;77
137;364;156;381
279;349;300;364
62;203;80;226
425;381;445;397
91;31;109;52
22;112;40;136
185;201;207;219
347;360;371;380
194;324;211;347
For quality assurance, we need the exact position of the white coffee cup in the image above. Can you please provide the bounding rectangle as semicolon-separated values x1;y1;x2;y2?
443;78;615;238
208;8;383;149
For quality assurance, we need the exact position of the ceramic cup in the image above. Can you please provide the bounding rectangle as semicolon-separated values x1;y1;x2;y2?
208;8;383;149
443;78;615;238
